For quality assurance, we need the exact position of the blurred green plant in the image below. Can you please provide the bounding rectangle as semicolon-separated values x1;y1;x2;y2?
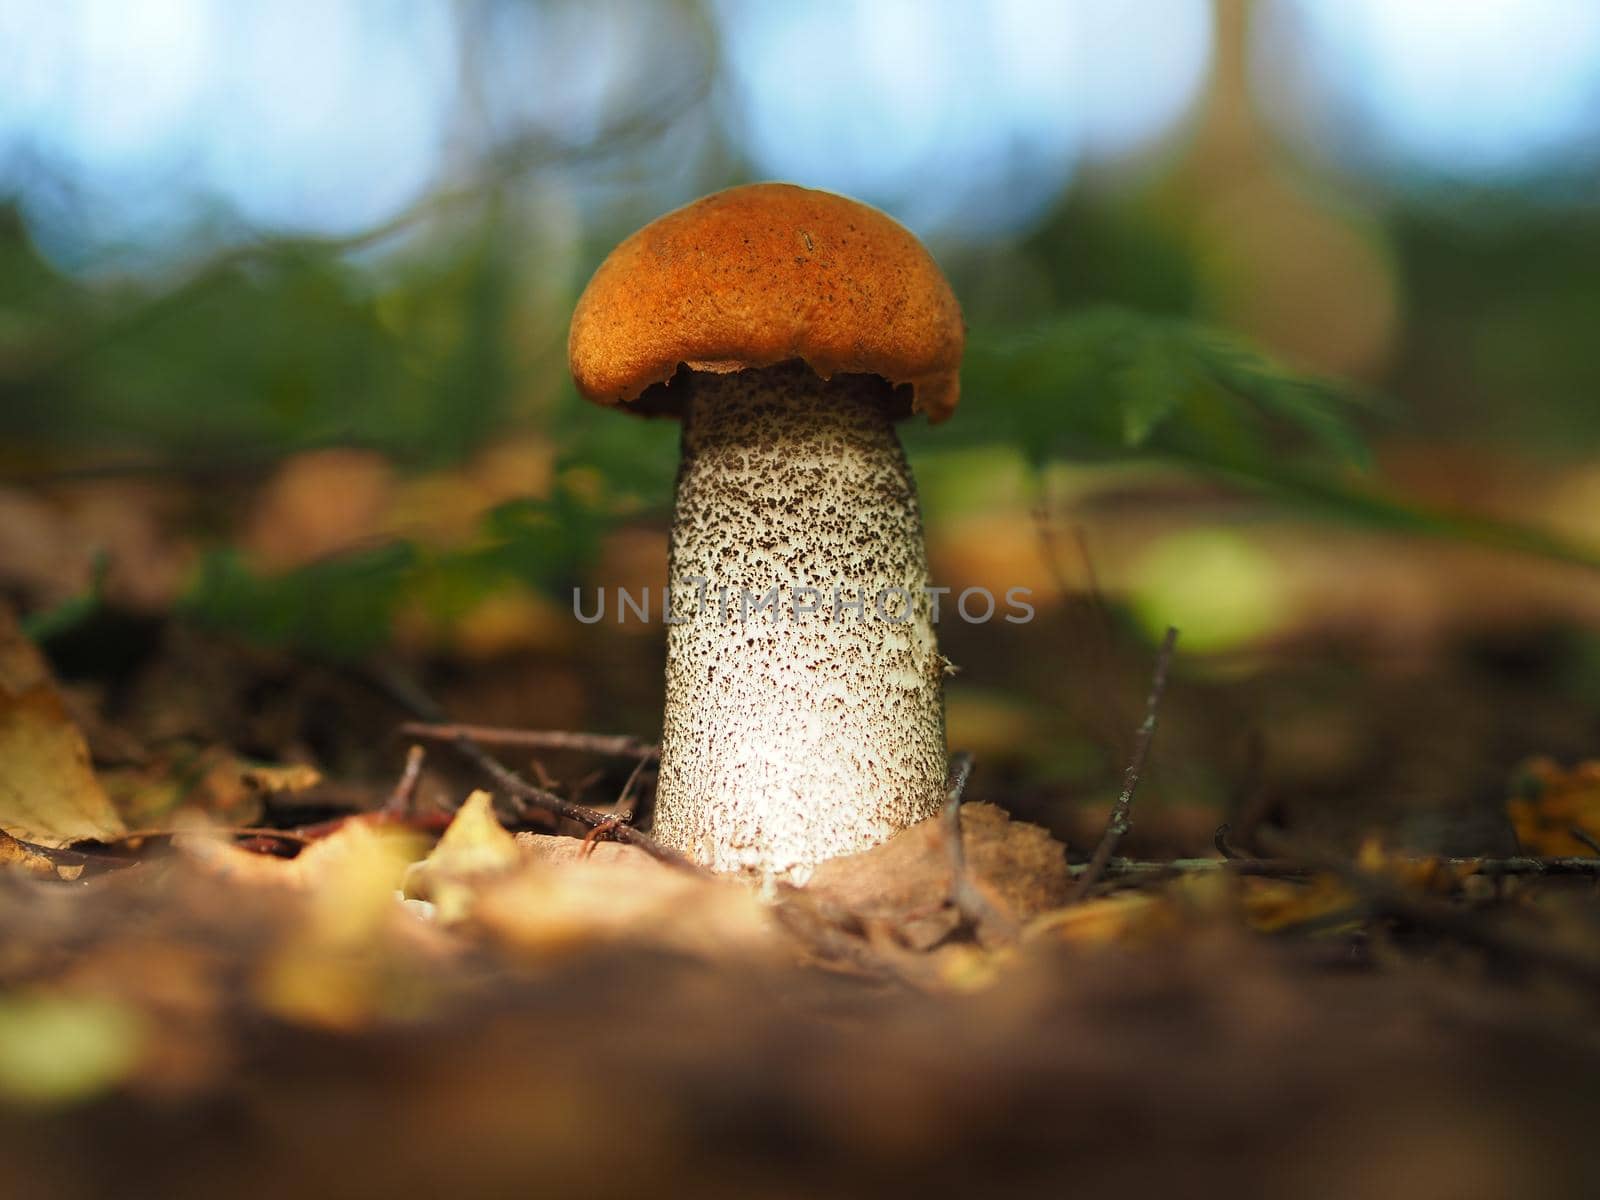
958;306;1372;470
7;181;1600;658
949;307;1600;570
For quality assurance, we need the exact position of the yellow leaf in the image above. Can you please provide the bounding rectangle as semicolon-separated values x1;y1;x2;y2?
1508;758;1600;857
0;607;124;847
1026;892;1181;946
403;790;522;924
1354;836;1473;892
0;994;144;1108
1240;874;1359;934
175;816;425;926
248;819;435;1031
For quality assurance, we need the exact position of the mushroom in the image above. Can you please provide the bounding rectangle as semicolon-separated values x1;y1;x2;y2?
568;183;964;883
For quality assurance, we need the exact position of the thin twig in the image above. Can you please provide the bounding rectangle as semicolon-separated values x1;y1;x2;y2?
612;754;652;822
451;735;700;874
1072;626;1179;902
397;721;658;761
944;752;975;811
359;662;700;874
1254;830;1600;988
1067;853;1600;887
939;753;1019;946
383;744;427;817
1570;828;1600;857
1069;856;1313;884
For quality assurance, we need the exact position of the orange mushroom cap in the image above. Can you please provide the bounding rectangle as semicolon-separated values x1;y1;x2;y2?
568;183;965;423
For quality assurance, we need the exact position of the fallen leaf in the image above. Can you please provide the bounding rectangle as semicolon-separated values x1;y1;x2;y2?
1354;837;1475;892
0;605;125;847
238;819;439;1031
244;448;396;572
803;803;1073;950
102;744;270;830
0;829;56;878
1027;891;1182;946
240;762;323;796
0;993;145;1108
1240;875;1361;934
475;834;774;960
403;790;524;923
1508;758;1600;857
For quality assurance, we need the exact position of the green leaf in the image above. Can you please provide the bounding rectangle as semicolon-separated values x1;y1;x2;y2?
960;306;1373;472
949;305;1600;573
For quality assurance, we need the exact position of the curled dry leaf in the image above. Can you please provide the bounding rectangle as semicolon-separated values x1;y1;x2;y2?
0;829;57;879
174;816;426;900
0;605;124;848
767;804;1075;985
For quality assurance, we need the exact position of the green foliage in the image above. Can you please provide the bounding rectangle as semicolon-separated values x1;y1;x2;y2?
182;542;420;658
948;305;1600;571
180;485;614;658
10;188;1600;658
0;211;514;467
550;391;681;506
952;306;1373;473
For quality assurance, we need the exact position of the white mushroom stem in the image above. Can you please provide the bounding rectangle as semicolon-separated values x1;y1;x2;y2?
653;362;949;883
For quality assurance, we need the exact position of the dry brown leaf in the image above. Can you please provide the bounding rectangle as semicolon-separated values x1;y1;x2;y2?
101;745;272;830
804;802;1073;950
239;762;323;796
0;829;57;878
1508;757;1600;857
0;605;125;847
474;834;774;960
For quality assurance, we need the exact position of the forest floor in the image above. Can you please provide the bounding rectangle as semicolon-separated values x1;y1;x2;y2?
4;469;1600;1198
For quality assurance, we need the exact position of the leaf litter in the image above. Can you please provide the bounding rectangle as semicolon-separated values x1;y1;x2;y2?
3;610;1600;1194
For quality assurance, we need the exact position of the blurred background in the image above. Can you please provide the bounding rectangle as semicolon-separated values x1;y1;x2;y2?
3;0;1599;856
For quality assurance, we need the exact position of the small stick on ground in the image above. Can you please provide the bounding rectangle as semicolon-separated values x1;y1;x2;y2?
940;753;1020;946
449;735;702;874
382;744;427;817
612;754;652;823
1255;829;1600;989
1570;827;1600;857
359;663;699;874
1214;822;1250;861
1071;854;1600;887
1072;626;1179;903
398;722;659;761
